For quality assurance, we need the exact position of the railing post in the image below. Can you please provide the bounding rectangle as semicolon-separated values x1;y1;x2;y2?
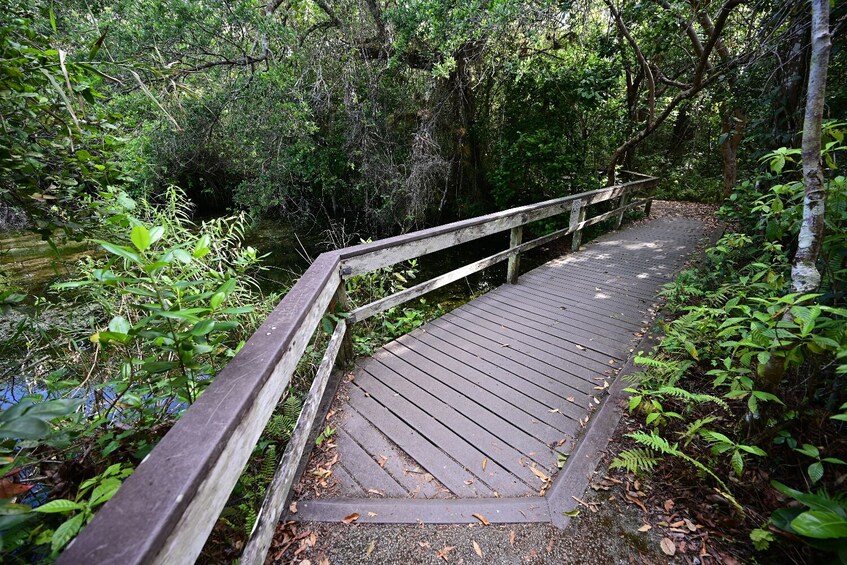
615;192;630;229
644;197;653;217
570;200;586;251
333;283;354;368
507;225;523;284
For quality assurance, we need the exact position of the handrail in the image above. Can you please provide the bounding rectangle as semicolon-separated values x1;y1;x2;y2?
59;173;658;565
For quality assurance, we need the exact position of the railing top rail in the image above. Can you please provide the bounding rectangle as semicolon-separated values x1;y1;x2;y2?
59;172;657;565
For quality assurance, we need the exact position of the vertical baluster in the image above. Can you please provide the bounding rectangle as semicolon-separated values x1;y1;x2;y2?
570;199;586;251
615;192;630;229
507;225;523;284
333;282;354;367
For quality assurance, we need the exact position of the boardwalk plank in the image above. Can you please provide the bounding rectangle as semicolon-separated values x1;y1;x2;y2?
346;384;492;497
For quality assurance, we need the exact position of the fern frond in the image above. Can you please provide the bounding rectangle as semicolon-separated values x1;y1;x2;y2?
610;448;661;475
656;386;729;411
679;416;720;446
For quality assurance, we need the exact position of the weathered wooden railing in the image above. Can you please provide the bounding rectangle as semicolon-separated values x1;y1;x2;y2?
59;172;658;565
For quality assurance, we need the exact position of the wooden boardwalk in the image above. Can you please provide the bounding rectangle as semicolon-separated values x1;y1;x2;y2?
295;217;710;524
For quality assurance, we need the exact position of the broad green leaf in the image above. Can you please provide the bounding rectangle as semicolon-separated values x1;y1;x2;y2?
94;241;142;264
172;249;192;264
0;416;51;440
148;226;165;244
731;450;744;476
108;316;131;335
33;499;83;514
131;226;151;252
89;478;121;507
808;462;824;484
51;512;84;552
190;320;215;336
210;292;225;310
791;511;847;539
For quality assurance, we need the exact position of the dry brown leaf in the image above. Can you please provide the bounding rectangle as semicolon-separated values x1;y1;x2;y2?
472;513;491;526
367;512;378;517
436;545;456;561
565;396;575;402
377;455;388;468
464;479;474;485
576;345;586;350
529;466;550;482
482;457;488;471
473;540;483;558
660;538;676;556
548;408;561;414
664;499;675;512
366;540;376;557
342;512;360;524
367;489;384;496
509;530;516;546
684;518;697;532
637;524;651;532
289;501;298;514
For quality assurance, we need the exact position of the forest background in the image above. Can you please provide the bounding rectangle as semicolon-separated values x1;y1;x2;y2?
0;0;846;562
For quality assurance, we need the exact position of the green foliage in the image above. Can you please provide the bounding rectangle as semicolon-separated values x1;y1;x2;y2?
1;463;132;557
769;481;847;559
0;1;131;237
609;447;661;475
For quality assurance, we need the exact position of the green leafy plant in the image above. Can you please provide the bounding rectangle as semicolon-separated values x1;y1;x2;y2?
769;481;847;560
793;444;847;485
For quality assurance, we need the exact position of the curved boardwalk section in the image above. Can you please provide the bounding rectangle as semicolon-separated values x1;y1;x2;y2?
295;217;710;524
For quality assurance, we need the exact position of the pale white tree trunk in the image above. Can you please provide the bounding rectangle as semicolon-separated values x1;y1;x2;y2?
760;0;831;390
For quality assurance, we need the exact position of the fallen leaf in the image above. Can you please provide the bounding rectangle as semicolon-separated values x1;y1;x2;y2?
472;513;491;526
367;512;378;517
342;512;360;524
660;538;676;556
608;359;617;365
464;479;474;485
482;458;487;471
473;540;483;558
684;518;697;532
289;501;298;514
367;489;385;496
638;524;651;532
436;545;456;561
565;396;575;403
509;530;516;546
576;345;586;350
377;455;388;468
562;509;580;517
529;465;550;482
664;499;675;512
548;408;561;414
419;541;431;549
366;540;375;556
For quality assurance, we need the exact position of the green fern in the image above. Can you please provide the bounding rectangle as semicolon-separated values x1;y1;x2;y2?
610;448;661;474
679;416;720;446
655;386;729;411
626;430;741;511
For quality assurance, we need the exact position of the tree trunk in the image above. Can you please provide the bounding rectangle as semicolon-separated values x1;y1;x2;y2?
720;108;745;197
759;0;831;391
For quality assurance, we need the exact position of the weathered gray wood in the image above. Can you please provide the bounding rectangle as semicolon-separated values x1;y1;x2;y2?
241;319;347;565
644;197;653;216
507;225;523;284
333;428;408;497
378;341;560;467
340;408;443;498
297;496;551;524
346;384;495;497
357;358;539;493
570;199;587;251
396;333;578;435
615;193;630;229
412;329;588;420
333;284;354;367
60;253;342;565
